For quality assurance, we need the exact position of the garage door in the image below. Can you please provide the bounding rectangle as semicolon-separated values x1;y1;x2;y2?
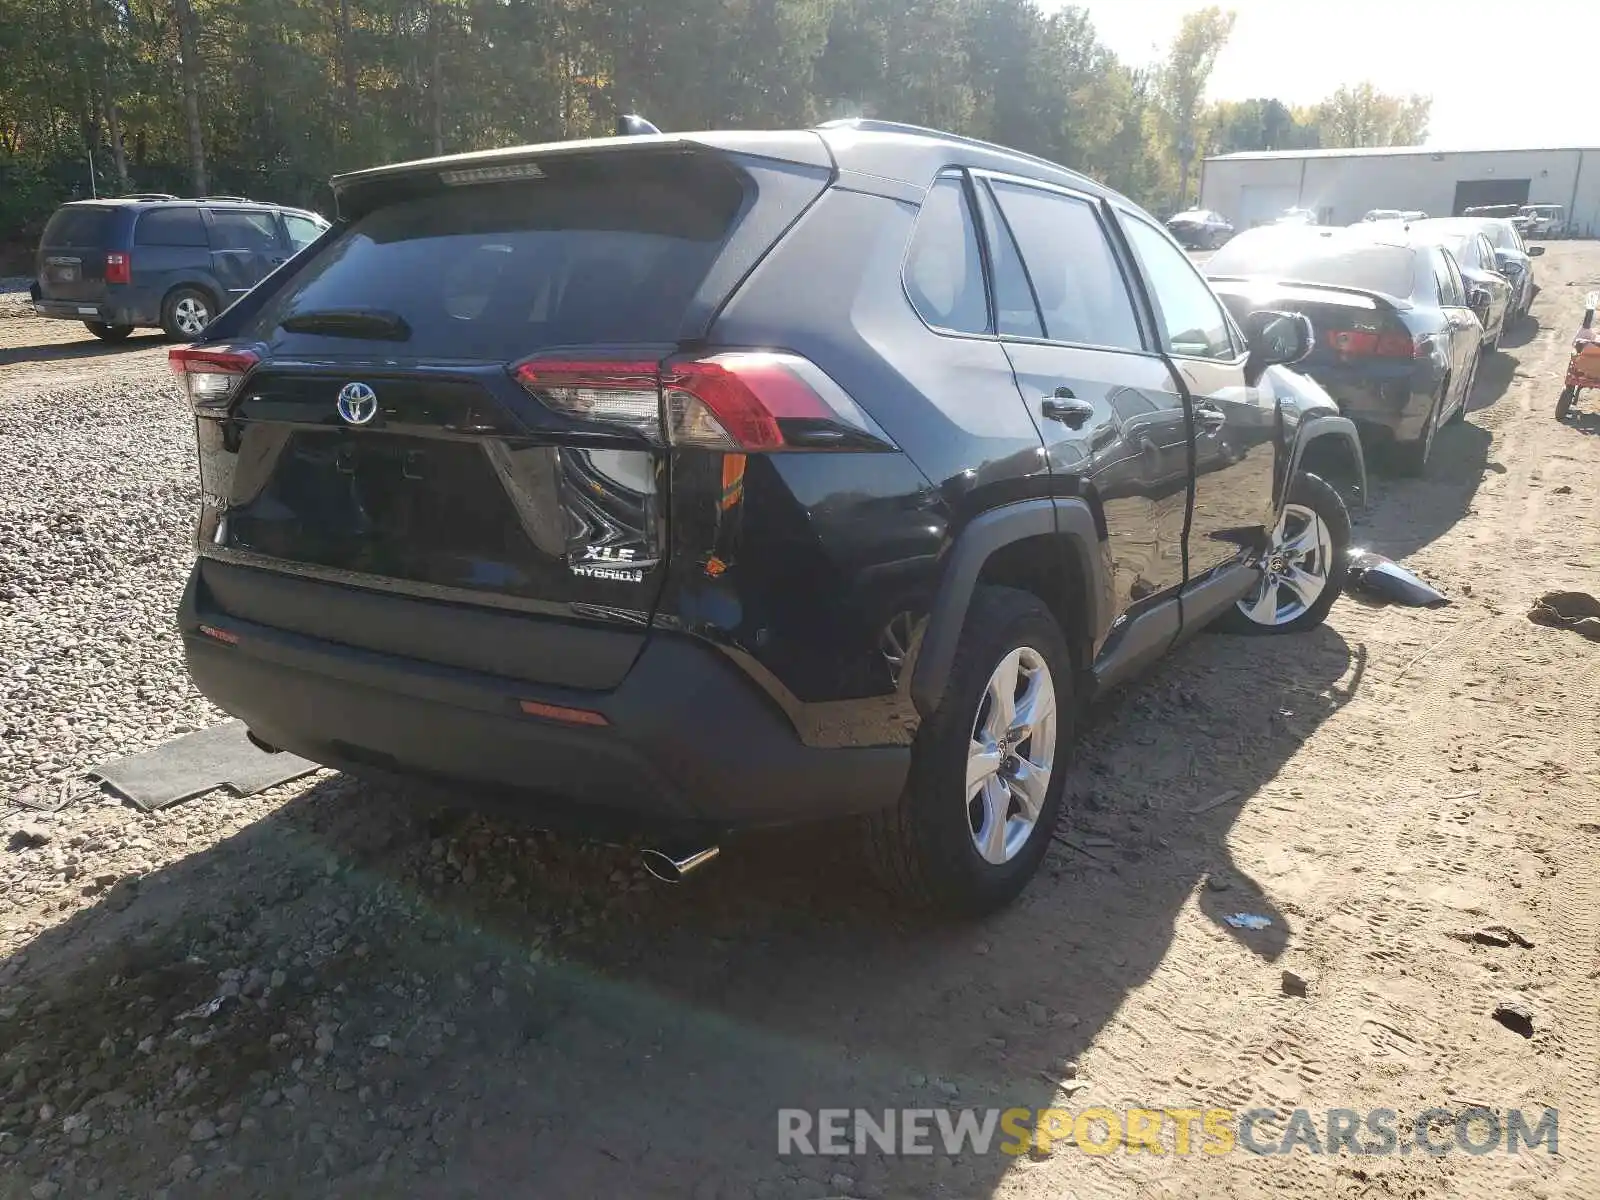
1238;185;1300;229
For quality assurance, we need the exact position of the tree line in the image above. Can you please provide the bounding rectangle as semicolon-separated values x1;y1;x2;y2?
0;0;1430;246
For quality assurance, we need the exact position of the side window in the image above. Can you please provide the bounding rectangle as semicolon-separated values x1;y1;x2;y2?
973;184;1043;338
1441;251;1467;305
1430;250;1454;304
134;208;208;247
903;176;989;335
283;214;324;251
1120;214;1237;360
1479;236;1498;272
987;180;1142;351
207;210;282;252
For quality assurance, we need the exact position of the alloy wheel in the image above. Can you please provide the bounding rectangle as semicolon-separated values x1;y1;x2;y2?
966;646;1056;865
174;296;210;337
1235;502;1334;627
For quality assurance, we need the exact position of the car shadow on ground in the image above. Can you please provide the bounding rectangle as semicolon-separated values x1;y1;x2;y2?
1496;316;1540;353
0;331;167;368
1;617;1364;1197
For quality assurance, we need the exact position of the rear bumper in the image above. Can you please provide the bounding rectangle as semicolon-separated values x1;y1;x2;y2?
31;297;150;327
1322;377;1433;444
178;566;907;837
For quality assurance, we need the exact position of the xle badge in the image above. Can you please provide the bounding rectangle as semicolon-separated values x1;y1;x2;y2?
571;544;646;584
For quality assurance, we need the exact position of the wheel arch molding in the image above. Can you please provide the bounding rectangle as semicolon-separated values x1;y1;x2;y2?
908;497;1111;719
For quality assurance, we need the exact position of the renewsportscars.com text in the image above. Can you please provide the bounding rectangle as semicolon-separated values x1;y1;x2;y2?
777;1106;1559;1157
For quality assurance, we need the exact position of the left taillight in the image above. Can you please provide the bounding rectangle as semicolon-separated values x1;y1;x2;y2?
169;346;259;412
512;351;895;453
104;251;131;285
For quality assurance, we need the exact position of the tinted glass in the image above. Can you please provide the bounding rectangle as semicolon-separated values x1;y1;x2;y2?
42;207;113;246
1441;251;1467;304
208;210;282;251
904;177;989;335
989;181;1141;350
1206;228;1416;297
250;169;743;359
1121;215;1235;360
283;214;324;251
134;208;208;247
975;185;1042;338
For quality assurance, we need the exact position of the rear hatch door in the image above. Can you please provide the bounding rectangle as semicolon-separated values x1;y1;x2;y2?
36;205;116;302
191;142;830;686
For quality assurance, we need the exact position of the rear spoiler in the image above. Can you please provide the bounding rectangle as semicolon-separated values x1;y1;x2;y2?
1207;275;1413;311
330;131;834;222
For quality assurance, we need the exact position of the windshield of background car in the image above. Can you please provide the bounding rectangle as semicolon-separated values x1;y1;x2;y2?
1205;230;1414;296
248;163;745;359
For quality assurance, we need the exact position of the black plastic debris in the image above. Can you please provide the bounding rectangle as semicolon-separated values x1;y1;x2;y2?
1344;549;1450;607
1492;1002;1535;1039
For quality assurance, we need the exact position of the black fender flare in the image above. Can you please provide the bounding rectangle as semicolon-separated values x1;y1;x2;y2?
1283;414;1367;511
908;497;1109;719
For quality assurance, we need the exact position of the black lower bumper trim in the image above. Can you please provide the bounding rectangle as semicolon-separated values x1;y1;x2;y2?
178;567;907;833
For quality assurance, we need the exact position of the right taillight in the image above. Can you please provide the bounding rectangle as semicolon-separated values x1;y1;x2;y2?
104;251;131;285
512;351;895;452
1325;329;1417;359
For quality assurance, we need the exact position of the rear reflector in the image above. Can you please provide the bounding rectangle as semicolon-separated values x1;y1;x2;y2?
512;351;894;452
1325;329;1416;359
104;252;130;285
518;699;610;726
170;346;260;410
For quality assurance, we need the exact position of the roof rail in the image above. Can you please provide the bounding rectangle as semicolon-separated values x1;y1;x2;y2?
120;192;179;201
814;118;1095;188
193;195;253;203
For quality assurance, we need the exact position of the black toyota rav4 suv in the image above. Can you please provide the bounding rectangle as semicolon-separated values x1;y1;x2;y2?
176;121;1366;915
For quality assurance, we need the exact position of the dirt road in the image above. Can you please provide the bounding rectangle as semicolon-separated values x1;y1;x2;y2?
2;247;1598;1200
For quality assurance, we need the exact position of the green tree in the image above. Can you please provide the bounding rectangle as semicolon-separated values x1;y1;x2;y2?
1158;5;1234;209
1313;82;1430;147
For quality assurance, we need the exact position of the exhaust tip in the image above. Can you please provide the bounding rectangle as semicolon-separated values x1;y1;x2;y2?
640;845;720;883
245;729;281;755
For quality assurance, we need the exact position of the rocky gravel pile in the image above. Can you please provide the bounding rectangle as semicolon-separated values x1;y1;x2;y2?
0;279;32;320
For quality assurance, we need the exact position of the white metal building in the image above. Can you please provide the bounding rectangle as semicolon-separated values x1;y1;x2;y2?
1198;145;1600;234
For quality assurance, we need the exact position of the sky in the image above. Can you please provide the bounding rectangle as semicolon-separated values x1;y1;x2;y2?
1058;0;1584;150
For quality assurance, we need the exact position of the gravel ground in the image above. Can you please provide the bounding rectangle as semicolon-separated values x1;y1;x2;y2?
2;249;1599;1200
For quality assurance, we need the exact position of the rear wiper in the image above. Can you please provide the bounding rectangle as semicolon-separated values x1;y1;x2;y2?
279;309;411;341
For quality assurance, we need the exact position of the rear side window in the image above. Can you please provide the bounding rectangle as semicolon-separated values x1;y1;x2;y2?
988;181;1142;351
251;162;745;359
135;208;208;247
208;210;282;251
903;177;989;335
42;207;113;246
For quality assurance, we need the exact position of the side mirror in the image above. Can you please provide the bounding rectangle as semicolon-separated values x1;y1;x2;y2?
1243;309;1314;377
1468;286;1491;315
1527;244;1546;257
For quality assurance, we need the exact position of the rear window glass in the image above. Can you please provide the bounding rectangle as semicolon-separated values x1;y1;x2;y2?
135;208;208;246
42;207;113;246
1206;231;1414;298
251;162;745;359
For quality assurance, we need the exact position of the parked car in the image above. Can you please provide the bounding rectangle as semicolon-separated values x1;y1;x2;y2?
29;195;329;341
1276;207;1318;225
1205;225;1485;474
1399;219;1513;350
1166;208;1234;249
172;119;1365;916
1427;216;1543;325
1516;204;1567;238
1361;209;1404;223
1463;204;1520;220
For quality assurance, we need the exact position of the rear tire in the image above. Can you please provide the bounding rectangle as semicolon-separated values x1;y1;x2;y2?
83;321;133;342
1557;386;1577;421
1217;473;1350;636
1395;382;1444;476
161;286;215;341
1449;357;1476;424
863;586;1071;917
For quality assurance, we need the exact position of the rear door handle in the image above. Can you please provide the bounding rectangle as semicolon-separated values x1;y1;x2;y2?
1195;403;1227;428
1041;391;1095;427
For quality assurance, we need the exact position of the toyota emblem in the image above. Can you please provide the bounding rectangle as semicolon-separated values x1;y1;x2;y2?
336;381;378;425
